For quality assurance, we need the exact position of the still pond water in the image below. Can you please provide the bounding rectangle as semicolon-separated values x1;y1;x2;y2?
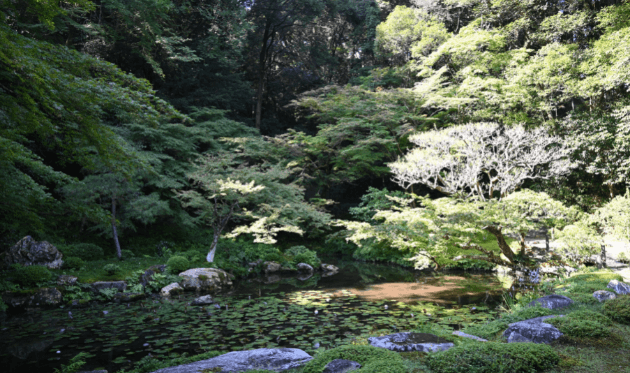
0;258;515;373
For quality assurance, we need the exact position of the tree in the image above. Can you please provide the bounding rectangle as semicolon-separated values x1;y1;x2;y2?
389;122;573;201
176;138;331;262
339;190;582;269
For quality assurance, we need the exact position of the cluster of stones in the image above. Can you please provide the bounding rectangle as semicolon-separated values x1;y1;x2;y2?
244;260;340;284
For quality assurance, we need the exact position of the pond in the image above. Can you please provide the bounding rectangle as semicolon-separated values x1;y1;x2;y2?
0;258;515;373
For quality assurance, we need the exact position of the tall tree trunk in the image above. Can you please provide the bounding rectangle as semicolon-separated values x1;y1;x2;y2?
484;225;516;264
255;73;265;130
206;232;220;262
111;196;122;260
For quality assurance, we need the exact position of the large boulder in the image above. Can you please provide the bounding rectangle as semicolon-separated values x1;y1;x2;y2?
527;294;574;309
503;315;564;344
323;359;362;373
4;236;63;269
178;268;234;292
368;332;453;352
149;348;313;373
607;280;630;295
593;290;617;302
2;288;63;309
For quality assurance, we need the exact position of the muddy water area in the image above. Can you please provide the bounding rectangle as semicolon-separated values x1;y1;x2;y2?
0;258;519;373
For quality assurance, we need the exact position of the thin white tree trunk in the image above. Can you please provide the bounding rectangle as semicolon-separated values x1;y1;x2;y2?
206;233;220;262
112;196;122;260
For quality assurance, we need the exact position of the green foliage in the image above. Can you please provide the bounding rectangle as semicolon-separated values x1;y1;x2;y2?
103;264;121;276
144;273;181;293
591;190;630;242
602;295;630;324
292;250;322;269
63;285;92;302
63;257;85;270
301;344;404;373
376;5;450;62
60;243;105;261
53;352;88;373
12;265;53;288
547;312;612;338
98;287;119;301
340;190;580;269
121;250;135;259
166;256;190;274
358;358;408;373
462;306;554;340
426;342;560;373
349;187;408;222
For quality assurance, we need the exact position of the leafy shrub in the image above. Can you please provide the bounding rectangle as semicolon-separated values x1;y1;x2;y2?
603;295;630;324
53;352;88;373
463;306;554;340
63;256;85;270
121;250;135;259
103;264;121;276
426;342;559;373
61;243;104;261
166;256;190;274
12;265;52;287
181;249;202;262
350;187;408;222
287;246;321;268
547;315;611;338
302;344;403;373
145;273;182;293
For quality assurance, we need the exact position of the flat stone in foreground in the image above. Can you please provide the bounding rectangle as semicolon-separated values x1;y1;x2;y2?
368;332;454;352
452;331;488;342
150;348;313;373
503;315;564;344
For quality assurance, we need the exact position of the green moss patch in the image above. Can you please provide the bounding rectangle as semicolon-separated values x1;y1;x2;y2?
426;342;559;373
603;295;630;324
302;344;403;373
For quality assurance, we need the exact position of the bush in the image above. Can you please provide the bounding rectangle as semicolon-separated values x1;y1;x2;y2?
61;243;104;261
121;250;135;259
301;344;403;373
603;295;630;324
360;358;408;373
103;264;121;276
13;265;53;287
426;342;559;373
166;256;190;274
287;246;321;268
547;314;611;338
181;250;202;262
64;256;85;270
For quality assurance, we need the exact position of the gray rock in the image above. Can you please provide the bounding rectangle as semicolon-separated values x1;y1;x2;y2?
593;290;617;302
179;268;234;292
264;261;282;275
321;263;339;275
149;348;312;373
503;315;564;344
248;259;263;268
57;275;78;286
527;294;574;309
452;331;488;342
191;295;214;306
77;370;108;373
297;263;314;273
323;359;362;373
160;283;183;297
607;280;630;295
4;236;64;269
91;281;127;293
2;288;63;309
368;332;453;352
